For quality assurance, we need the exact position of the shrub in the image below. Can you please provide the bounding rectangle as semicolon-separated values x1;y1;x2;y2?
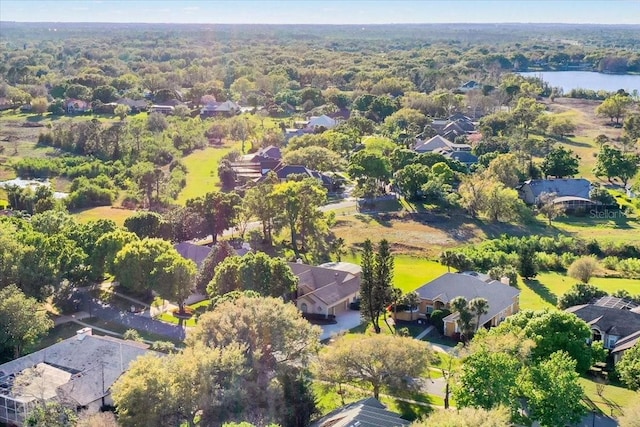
430;309;451;334
557;283;607;309
567;256;599;283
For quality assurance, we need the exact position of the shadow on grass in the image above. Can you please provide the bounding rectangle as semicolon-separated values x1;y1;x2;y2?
562;137;593;148
394;398;433;421
522;278;558;306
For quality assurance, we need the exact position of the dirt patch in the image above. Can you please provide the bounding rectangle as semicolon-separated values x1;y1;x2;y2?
542;97;628;139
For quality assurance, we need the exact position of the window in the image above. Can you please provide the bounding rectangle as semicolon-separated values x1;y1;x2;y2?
607;335;618;349
300;303;308;313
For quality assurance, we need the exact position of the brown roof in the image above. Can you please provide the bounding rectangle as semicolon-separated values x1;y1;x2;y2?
288;262;360;306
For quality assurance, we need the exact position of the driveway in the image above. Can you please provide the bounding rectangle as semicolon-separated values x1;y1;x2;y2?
320;310;362;340
80;291;188;341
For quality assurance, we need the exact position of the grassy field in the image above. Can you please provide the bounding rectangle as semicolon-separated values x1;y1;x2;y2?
176;143;241;204
517;272;640;311
73;205;136;226
342;253;449;292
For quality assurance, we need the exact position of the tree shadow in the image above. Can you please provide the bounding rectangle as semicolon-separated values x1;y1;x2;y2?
393;398;433;421
561;138;593;148
522;279;557;306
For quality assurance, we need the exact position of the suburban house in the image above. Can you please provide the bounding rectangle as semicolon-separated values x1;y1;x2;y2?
311;397;409;427
442;150;479;167
200;100;241;118
0;329;155;426
516;178;592;205
307;114;337;130
566;296;640;363
65;99;91;114
411;272;520;338
115;98;148;113
149;105;175;115
457;80;481;93
255;163;341;192
414;135;472;154
288;261;361;318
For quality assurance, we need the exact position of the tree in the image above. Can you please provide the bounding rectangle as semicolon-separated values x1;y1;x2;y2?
596;93;633;124
279;369;319;427
496;309;592;372
208;252;298;299
348;150;392;194
469;297;489;333
557;283;607;309
112;238;177;297
547;116;576;138
411;406;511;427
453;348;520;410
485;153;522;188
314;334;431;400
623;113;640;148
540;146;580;178
537;192;564;225
594;145;639;186
451;296;475;342
124;211;166;239
271;178;327;254
186;191;242;243
93;85;118;103
567;256;599;284
616;342;640;390
30;97;48;115
114;103;131;120
360;239;395;334
517;240;538;279
93;229;139;277
187;295;321;423
394;163;431;200
243;177;279;244
24;401;77;427
77;411;119;427
0;285;53;359
282;146;343;172
517;351;585;427
153;253;197;313
481;180;527;223
458;175;485;218
195;241;236;293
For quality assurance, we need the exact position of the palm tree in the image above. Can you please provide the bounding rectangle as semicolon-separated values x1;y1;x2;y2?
401;291;422;321
469;297;489;333
451;296;474;343
440;250;456;272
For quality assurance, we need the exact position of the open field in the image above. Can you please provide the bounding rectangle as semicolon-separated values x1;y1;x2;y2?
73;205;136;226
517;272;640;311
176;143;241;204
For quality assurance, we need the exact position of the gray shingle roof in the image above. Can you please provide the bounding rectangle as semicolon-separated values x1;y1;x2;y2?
288;262;361;306
0;334;154;407
415;273;520;326
566;304;640;342
521;178;591;199
311;397;410;427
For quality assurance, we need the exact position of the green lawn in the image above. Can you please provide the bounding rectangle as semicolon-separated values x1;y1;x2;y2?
176;143;241;205
342;254;449;293
82;317;183;345
73;205;135;226
579;377;639;417
517;272;640;311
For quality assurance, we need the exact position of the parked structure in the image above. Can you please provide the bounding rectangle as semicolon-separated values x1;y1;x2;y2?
311;397;410;427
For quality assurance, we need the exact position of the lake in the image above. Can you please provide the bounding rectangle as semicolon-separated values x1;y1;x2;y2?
519;71;640;93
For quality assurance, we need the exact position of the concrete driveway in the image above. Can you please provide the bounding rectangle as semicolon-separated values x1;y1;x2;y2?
320;310;362;340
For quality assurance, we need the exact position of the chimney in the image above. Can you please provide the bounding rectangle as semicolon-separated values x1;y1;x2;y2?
76;327;93;341
500;277;510;286
296;258;303;264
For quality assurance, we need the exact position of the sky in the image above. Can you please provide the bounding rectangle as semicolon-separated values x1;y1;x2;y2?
1;0;639;25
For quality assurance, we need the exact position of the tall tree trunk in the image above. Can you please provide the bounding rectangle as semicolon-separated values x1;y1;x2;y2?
373;384;380;400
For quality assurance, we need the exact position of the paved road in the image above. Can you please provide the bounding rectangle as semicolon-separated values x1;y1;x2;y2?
79;291;188;341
